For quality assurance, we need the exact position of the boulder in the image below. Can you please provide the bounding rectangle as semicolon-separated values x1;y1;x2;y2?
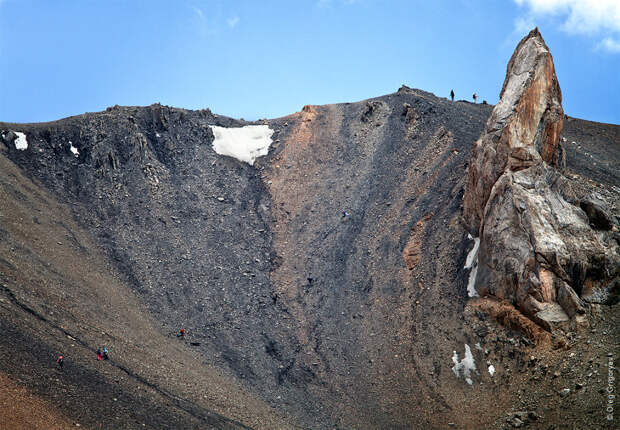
580;195;614;230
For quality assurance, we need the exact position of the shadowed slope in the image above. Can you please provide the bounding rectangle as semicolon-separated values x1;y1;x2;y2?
0;151;295;429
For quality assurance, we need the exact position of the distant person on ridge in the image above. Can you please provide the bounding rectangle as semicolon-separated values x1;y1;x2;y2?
57;355;64;369
472;92;478;103
97;348;102;361
178;328;185;338
103;346;109;360
450;89;454;101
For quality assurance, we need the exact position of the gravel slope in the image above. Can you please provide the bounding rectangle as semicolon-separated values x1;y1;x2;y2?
0;88;617;429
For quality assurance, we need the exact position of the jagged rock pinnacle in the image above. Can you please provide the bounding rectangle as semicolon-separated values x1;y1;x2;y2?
462;29;619;336
464;28;564;234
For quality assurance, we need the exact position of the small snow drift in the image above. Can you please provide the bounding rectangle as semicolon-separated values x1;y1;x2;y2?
464;236;480;297
69;141;79;157
452;344;476;385
14;132;28;150
488;363;495;377
210;125;273;165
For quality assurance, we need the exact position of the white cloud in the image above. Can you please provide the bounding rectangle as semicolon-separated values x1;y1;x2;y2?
515;16;536;34
227;16;239;28
193;7;204;20
317;0;360;8
514;0;620;53
598;37;620;53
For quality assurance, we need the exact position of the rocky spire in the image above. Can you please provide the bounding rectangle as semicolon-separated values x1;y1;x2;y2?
462;29;619;336
463;28;564;234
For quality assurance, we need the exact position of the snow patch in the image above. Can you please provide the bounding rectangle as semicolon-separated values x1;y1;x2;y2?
464;237;479;269
452;344;476;385
488;363;495;377
14;132;28;150
467;265;479;298
210;125;273;165
465;236;480;297
69;141;79;157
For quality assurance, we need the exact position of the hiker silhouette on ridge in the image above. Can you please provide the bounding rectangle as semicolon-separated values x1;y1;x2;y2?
450;89;455;101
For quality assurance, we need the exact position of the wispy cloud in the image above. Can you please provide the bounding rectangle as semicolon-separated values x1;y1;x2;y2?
193;7;204;20
514;16;535;34
227;16;239;28
513;0;620;53
317;0;360;8
598;37;620;53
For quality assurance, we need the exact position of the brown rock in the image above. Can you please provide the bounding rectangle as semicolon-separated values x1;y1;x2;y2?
462;28;620;334
463;28;563;234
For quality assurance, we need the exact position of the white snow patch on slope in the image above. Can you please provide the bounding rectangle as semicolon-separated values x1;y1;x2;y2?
488;363;495;377
69;141;79;157
465;236;480;297
452;344;476;385
14;132;28;150
464;237;479;269
467;265;479;298
210;125;273;165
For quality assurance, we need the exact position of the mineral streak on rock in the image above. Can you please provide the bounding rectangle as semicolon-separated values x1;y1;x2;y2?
462;28;620;334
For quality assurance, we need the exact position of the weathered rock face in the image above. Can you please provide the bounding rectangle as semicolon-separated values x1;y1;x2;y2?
463;29;620;333
463;29;564;233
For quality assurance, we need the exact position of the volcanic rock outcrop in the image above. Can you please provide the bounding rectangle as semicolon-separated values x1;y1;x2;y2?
463;29;620;334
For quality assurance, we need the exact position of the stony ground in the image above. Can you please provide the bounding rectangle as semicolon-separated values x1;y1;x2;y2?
0;87;617;429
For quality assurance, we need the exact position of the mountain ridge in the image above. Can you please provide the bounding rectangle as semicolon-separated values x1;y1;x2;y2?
1;77;618;429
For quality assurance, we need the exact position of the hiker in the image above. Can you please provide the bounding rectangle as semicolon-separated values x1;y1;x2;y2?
450;89;455;101
178;328;185;338
57;355;64;369
472;92;478;103
96;348;102;361
103;346;109;360
342;210;348;222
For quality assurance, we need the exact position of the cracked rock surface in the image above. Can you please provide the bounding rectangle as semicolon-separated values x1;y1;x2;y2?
463;29;619;335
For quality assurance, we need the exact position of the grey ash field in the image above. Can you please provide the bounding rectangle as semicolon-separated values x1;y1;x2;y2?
0;60;619;429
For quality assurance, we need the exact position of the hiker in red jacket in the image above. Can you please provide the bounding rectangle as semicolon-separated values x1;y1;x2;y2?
97;348;102;361
57;355;64;368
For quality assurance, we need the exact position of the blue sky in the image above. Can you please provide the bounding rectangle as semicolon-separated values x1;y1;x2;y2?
1;0;618;124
